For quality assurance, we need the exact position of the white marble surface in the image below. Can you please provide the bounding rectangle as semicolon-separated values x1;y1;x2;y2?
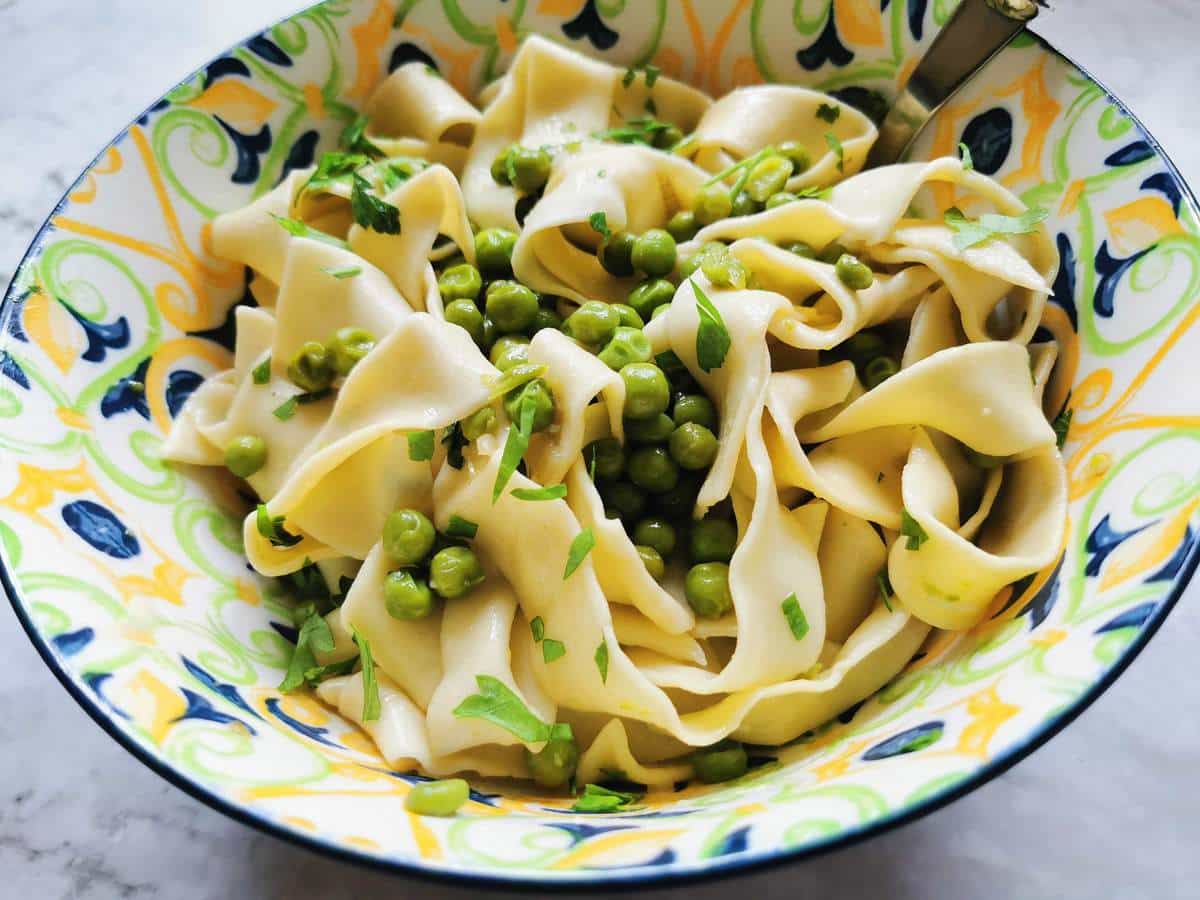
0;1;1197;897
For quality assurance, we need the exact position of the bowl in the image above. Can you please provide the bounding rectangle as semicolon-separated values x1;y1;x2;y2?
3;0;1197;887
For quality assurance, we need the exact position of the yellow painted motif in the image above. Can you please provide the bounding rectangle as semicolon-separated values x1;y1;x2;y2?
188;80;279;133
953;684;1019;758
1104;197;1184;256
348;1;394;100
997;59;1060;190
24;288;85;375
145;337;233;436
55;408;92;431
405;811;443;859
70;146;124;205
834;0;885;47
550;829;686;870
1099;497;1200;590
124;669;188;744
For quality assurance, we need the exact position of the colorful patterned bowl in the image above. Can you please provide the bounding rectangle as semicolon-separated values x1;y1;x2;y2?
3;0;1197;887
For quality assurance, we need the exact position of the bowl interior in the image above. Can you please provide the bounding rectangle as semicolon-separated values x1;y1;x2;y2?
2;0;1198;885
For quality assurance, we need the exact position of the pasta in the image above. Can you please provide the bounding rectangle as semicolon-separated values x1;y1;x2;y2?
165;36;1068;805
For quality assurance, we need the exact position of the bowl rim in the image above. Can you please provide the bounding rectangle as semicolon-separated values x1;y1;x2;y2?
1;7;1196;888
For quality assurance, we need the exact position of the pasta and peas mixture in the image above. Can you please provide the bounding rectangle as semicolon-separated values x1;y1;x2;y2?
165;37;1069;816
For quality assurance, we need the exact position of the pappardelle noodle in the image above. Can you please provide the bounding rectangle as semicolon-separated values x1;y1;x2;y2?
164;37;1068;812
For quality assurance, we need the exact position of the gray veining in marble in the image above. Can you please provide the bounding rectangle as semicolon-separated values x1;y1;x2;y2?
0;2;1197;898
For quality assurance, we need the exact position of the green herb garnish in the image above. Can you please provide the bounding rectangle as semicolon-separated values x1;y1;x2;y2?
340;113;383;159
1053;406;1072;450
530;616;545;642
446;515;479;539
958;142;974;171
270;214;348;249
825;131;844;172
595;640;609;684
322;265;362;280
453;674;568;743
781;593;810;640
351;626;381;722
256;504;302;548
351;173;401;234
279;608;336;692
816;102;841;123
564;527;596;579
571;783;642;814
944;206;1048;251
691;280;731;373
542;638;566;663
877;568;894;612
407;430;435;462
900;509;929;551
273;396;297;421
511;484;567;502
493;388;537;502
487;362;548;401
442;422;468;470
589;211;611;239
251;356;271;385
304;150;369;195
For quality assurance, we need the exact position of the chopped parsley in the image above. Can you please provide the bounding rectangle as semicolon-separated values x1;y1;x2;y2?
691;280;731;373
816;102;841;123
877;568;894;612
304;150;369;195
511;484;567;502
594;640;609;684
589;210;611;239
487;362;547;401
352;626;381;721
900;509;929;551
445;515;479;540
273;396;297;420
340;113;383;159
530;616;546;642
322;265;362;280
1053;406;1072;450
256;504;302;548
571;783;642;814
781;593;810;640
593;116;673;146
407;430;435;462
620;64;660;89
279;608;336;692
251;356;271;385
944;206;1048;251
269;214;348;249
453;674;571;743
958;141;974;171
825;131;844;172
494;389;537;502
442;422;469;470
564;527;596;579
350;173;401;234
542;638;566;664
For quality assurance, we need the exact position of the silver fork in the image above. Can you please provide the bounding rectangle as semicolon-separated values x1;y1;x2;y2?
866;0;1043;167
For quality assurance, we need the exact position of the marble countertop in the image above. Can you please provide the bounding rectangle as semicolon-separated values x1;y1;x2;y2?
1;2;1197;897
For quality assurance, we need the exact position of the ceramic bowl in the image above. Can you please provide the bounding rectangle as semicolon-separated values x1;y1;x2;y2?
3;0;1197;887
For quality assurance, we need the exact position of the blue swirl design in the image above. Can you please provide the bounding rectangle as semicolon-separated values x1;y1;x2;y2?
1093;241;1153;319
101;357;151;420
1096;602;1156;634
1147;525;1196;583
1084;514;1152;576
547;822;637;843
960;108;1013;176
706;825;752;857
51;627;95;657
246;34;293;67
388;42;437;74
587;848;675;869
1051;232;1079;328
907;0;929;41
281;130;320;183
175;688;258;734
5;291;28;341
1103;140;1154;168
1;351;29;390
796;14;853;71
165;369;204;419
83;672;132;721
264;697;339;747
1140;172;1183;215
182;657;262;721
862;721;945;760
205;56;252;86
62;500;141;559
562;0;619;51
214;117;272;186
57;299;130;364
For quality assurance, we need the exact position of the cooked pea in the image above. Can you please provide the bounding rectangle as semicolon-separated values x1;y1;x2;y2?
489;335;531;372
631;229;677;277
405;779;470;817
633;518;677;557
777;140;811;173
564;300;621;346
766;191;798;209
637;545;666;581
863;355;899;388
680;241;727;278
528;306;564;334
443;298;485;344
672;394;717;430
504;378;555;432
601;480;646;521
685;561;733;618
586;438;626;480
485;281;539;333
667;210;699;243
287;341;334;392
461;406;496;440
598;326;652;370
746;155;794;203
842;331;887;366
655;474;701;521
624;413;675;444
835;253;875;290
730;190;760;217
669;422;719;470
509;145;552;193
429;546;485;599
438;263;483;304
609;303;644;329
384;570;436;620
598;230;636;277
700;252;748;289
693;183;733;225
224;435;267;478
628;446;680;494
490;145;515;185
818;241;848;264
693;742;748;784
620;362;670;420
383;508;436;566
652;123;684;149
689;518;737;564
785;240;817;258
526;735;578;788
328;327;376;376
479;316;498;352
627;279;675;321
650;304;671;321
475;228;518;278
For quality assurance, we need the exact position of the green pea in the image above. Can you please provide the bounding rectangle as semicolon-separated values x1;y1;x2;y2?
669;422;719;471
490;145;515;185
624;413;675;444
287;341;334;392
842;331;887;366
526;736;578;788
746;155;794;203
405;779;470;817
652;123;684;150
666;210;699;243
503;378;555;432
650;305;671;321
628;446;680;494
964;446;1008;469
627;279;675;321
680;241;727;278
528;306;564;335
475;228;518;278
700;252;748;289
489;335;531;372
631;229;677;277
509;145;552;193
636;545;666;581
777;141;811;173
384;570;436;620
383;508;436;566
766;191;798;209
654;474;701;520
438;263;483;304
633;518;677;557
598;230;636;277
601;480;646;521
479;316;499;353
785;240;816;258
863;355;899;389
689;518;737;564
586;438;626;480
610;303;644;329
461;406;496;440
672;393;717;430
693;183;733;226
224;435;267;478
598;326;652;370
429;546;485;599
620;362;670;420
835;253;875;290
485;281;539;333
327;327;376;376
564;301;621;346
685;561;733;618
730;190;760;217
444;299;485;344
818;241;848;264
692;742;748;784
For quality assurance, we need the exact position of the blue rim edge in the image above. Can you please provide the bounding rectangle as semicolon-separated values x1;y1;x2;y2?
0;11;1196;889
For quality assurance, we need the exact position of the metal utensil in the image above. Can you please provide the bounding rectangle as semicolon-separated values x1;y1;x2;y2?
866;0;1042;167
